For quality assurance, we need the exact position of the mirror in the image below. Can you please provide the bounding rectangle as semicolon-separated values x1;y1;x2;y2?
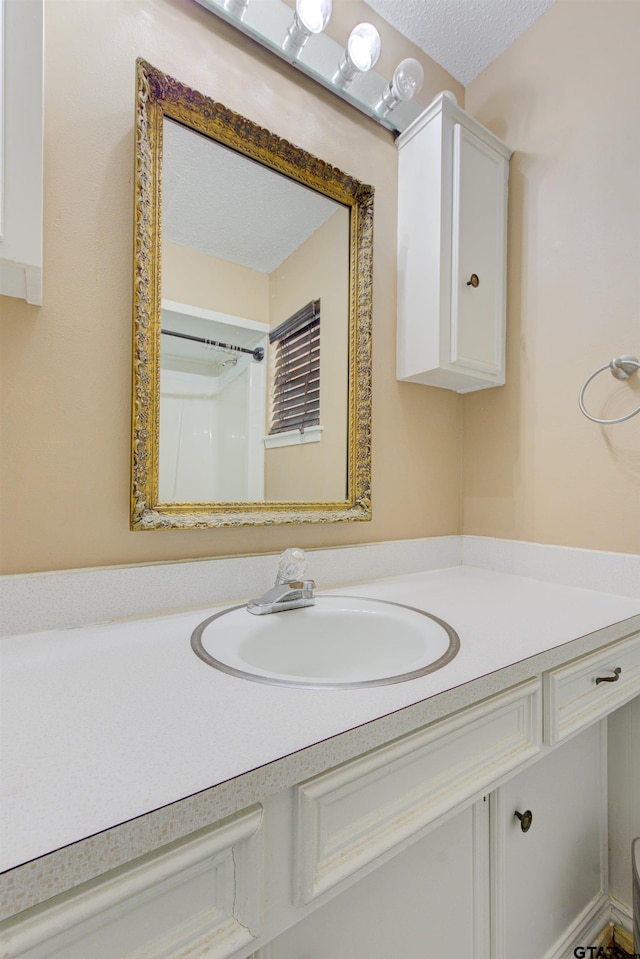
131;60;373;530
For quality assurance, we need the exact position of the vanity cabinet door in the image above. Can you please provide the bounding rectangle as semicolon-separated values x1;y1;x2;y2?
396;92;511;393
491;722;607;959
450;124;507;383
254;801;489;959
1;807;264;959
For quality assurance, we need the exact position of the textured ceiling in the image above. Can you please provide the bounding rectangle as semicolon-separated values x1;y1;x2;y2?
162;119;340;273
364;0;556;85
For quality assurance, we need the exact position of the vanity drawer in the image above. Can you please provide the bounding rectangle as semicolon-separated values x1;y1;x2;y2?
2;806;264;959
294;678;540;904
544;630;640;745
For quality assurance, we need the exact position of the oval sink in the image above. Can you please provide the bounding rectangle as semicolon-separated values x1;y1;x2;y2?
191;595;460;689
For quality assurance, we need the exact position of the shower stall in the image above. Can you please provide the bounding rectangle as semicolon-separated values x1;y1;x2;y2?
159;300;268;503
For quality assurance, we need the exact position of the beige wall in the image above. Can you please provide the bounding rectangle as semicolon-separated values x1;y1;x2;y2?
163;240;270;324
266;210;349;502
0;0;463;574
9;1;635;575
463;0;640;555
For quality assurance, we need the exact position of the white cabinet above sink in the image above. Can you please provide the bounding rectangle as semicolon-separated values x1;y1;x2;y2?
396;93;512;393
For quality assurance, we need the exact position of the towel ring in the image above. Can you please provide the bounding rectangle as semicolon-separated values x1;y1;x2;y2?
578;355;640;424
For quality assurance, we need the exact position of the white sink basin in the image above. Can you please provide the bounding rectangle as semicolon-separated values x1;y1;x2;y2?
191;595;460;688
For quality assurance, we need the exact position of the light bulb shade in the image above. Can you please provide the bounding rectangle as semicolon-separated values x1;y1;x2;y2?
285;0;331;54
391;58;424;101
380;57;424;113
296;0;332;35
346;22;380;73
335;22;381;86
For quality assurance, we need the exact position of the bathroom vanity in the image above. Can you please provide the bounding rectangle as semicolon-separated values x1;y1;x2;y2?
1;561;640;959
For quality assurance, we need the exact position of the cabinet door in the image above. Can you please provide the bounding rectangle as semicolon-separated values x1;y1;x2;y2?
255;801;489;959
491;723;607;959
450;124;507;382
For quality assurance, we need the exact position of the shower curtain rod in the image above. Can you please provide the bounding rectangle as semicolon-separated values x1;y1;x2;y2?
161;328;264;362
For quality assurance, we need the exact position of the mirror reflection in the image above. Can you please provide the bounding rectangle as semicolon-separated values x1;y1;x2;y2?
131;60;373;530
160;119;350;503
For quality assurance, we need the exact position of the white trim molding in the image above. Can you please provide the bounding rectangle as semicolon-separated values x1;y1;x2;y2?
0;0;43;305
0;0;5;240
263;425;323;449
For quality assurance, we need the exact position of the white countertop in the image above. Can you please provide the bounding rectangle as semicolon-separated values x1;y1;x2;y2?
2;565;640;875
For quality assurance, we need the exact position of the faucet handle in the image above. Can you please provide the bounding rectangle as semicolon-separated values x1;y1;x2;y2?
285;579;315;593
276;547;309;585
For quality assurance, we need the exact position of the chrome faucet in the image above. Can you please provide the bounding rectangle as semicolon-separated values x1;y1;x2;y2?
247;548;315;615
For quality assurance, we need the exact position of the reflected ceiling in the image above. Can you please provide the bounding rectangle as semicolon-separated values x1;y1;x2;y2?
162;120;338;272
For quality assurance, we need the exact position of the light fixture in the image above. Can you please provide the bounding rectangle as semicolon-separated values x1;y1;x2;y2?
223;0;249;18
283;0;332;57
333;22;381;87
377;58;424;113
195;0;427;134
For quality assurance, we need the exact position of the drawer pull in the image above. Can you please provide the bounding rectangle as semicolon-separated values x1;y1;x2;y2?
595;667;622;685
514;809;533;832
466;273;480;288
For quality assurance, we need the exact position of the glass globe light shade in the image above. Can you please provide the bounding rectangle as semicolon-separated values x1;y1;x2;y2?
346;22;381;73
296;0;332;35
285;0;332;55
378;57;425;113
391;58;424;101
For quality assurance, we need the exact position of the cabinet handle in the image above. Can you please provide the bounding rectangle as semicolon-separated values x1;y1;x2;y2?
466;273;480;288
595;667;622;685
514;809;533;832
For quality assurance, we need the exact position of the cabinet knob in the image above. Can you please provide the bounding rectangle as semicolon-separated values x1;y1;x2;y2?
595;666;622;685
514;809;533;832
466;273;480;288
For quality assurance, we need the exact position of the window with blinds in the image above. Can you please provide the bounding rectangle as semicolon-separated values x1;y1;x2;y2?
269;299;320;436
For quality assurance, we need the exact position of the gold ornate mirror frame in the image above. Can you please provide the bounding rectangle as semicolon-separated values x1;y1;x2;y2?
131;60;373;530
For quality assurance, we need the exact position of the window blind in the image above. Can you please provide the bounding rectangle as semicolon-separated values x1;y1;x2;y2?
269;299;320;435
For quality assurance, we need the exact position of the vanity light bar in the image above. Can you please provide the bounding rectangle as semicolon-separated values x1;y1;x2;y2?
193;0;425;135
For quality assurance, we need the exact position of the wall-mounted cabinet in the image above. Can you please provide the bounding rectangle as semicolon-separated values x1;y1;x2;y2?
396;93;512;393
0;0;44;306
